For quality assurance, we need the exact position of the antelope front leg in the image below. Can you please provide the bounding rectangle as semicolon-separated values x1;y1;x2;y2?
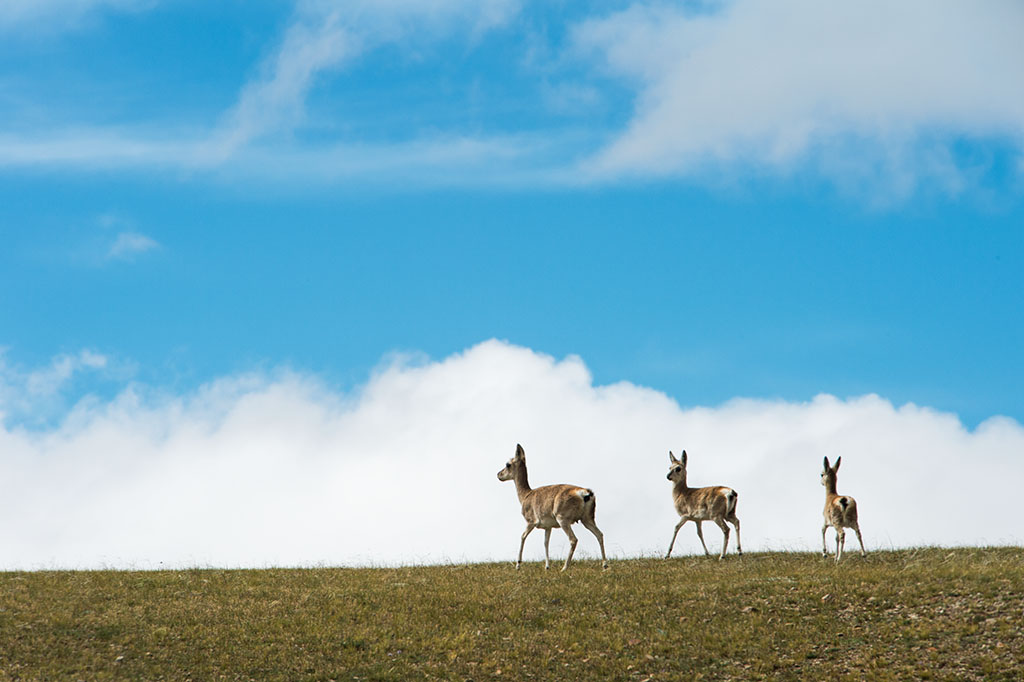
666;518;687;558
821;524;829;557
517;522;536;569
543;528;552;570
558;519;578;572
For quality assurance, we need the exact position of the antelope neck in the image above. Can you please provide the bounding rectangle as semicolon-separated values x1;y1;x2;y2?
513;465;532;501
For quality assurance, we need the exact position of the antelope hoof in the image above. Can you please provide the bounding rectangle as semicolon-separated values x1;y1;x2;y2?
515;563;521;570
602;561;609;570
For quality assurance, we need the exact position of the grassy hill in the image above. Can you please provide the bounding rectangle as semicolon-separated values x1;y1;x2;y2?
1;548;1022;680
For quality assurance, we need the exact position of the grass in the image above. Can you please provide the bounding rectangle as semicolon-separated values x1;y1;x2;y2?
1;548;1022;680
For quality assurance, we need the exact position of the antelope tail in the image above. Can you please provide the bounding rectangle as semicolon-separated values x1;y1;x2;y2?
726;489;738;515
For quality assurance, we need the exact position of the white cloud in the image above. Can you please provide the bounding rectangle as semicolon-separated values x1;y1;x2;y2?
572;0;1024;190
1;339;1020;570
23;350;108;396
0;0;1021;193
107;231;160;260
0;350;110;423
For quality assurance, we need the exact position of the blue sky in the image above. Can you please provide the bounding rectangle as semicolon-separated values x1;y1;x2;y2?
2;0;1024;567
3;0;1023;427
4;186;1022;428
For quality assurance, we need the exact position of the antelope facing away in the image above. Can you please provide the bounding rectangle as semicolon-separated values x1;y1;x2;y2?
665;450;741;560
496;444;608;571
821;456;866;563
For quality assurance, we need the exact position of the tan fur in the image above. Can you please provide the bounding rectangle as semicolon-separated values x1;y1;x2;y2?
497;444;608;571
821;456;866;563
665;450;741;560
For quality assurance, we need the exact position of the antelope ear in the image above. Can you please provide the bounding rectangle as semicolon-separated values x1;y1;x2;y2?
823;456;830;470
515;444;525;460
681;450;687;465
834;456;841;471
668;451;679;463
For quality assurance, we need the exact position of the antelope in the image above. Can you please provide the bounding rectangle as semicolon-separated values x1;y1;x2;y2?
821;456;866;563
665;450;741;560
496;444;608;571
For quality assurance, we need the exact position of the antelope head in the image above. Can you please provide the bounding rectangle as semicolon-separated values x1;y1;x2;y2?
497;443;526;481
821;456;840;487
667;450;688;482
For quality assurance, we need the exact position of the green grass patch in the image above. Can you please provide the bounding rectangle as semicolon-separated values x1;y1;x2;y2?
2;548;1022;680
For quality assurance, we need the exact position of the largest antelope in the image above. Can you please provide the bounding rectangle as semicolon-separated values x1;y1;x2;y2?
496;444;608;571
665;450;741;560
821;456;866;563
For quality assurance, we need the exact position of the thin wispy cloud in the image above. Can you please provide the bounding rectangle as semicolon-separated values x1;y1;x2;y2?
0;130;203;169
210;9;355;158
0;0;530;179
211;0;522;159
0;0;154;33
1;340;1020;570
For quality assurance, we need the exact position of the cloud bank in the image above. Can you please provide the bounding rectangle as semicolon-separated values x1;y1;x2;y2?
1;340;1020;570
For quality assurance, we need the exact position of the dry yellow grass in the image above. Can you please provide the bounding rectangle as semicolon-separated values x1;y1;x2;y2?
1;547;1022;680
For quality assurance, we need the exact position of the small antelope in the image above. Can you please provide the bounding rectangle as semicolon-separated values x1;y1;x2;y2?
821;456;866;563
665;450;741;559
496;444;608;571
